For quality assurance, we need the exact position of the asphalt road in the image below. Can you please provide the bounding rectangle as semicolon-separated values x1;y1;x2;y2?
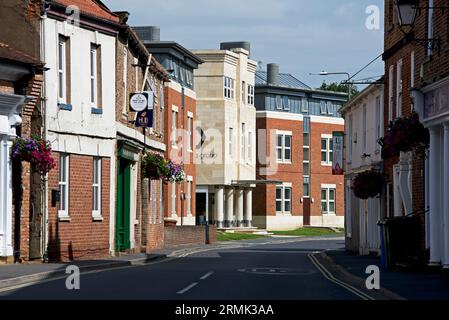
0;237;363;300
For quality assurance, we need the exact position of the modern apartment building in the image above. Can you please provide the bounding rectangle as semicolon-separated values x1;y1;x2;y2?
254;64;346;231
192;42;257;228
135;26;203;226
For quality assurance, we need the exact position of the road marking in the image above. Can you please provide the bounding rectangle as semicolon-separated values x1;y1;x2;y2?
200;271;214;280
177;282;198;295
308;253;375;301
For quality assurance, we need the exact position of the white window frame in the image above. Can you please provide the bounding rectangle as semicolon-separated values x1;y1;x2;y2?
275;96;283;110
224;76;235;99
187;113;193;152
375;95;382;140
171;182;177;216
248;131;252;162
229;127;233;158
321;185;336;215
396;60;403;118
241;123;246;161
321;135;333;166
276;184;292;215
92;157;102;219
388;65;394;122
90;44;97;106
171;106;178;148
247;84;254;106
276;131;292;163
58;154;69;219
58;35;67;104
320;101;327;114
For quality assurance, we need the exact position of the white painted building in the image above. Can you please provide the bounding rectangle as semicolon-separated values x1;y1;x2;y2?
192;42;257;228
340;82;384;255
413;78;449;269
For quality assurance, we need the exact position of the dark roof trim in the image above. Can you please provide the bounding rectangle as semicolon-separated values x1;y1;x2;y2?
141;41;204;66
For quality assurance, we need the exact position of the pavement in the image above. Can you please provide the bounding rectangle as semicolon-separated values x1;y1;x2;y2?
1;236;448;300
320;249;449;300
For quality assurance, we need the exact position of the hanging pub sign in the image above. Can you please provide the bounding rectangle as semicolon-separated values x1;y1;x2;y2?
135;110;153;128
129;92;149;112
332;131;344;175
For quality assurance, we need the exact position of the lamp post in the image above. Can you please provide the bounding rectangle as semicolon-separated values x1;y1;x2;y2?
310;71;352;101
394;0;449;51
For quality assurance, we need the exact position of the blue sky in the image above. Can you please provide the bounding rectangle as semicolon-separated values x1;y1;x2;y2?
102;0;384;89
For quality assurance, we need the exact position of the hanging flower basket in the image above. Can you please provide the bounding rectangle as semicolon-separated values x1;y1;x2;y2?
11;135;56;175
165;160;185;183
142;152;170;180
379;112;430;159
351;169;384;200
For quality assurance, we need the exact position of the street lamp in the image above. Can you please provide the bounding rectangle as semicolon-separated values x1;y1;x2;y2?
310;71;352;100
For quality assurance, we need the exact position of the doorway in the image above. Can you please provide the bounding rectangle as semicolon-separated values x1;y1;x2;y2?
303;198;311;226
116;158;131;252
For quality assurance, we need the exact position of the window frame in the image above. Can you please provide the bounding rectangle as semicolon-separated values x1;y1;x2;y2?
321;187;336;215
92;157;102;219
276;132;292;163
58;154;70;219
187;114;193;152
224;76;235;99
247;84;255;106
90;44;97;107
276;185;292;215
321;136;333;166
58;36;67;104
171;108;178;148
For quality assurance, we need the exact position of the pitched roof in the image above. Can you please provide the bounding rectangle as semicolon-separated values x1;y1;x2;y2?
255;71;311;90
0;42;42;66
52;0;119;23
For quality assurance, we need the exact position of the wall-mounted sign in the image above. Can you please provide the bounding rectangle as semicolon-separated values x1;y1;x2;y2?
332;131;344;175
129;92;149;112
135;110;153;128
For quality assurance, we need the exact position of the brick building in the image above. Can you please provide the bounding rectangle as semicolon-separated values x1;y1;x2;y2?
382;0;428;265
114;17;169;254
135;26;203;226
254;64;346;231
397;0;449;269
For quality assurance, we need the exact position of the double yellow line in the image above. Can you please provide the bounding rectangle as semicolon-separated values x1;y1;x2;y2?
308;253;375;301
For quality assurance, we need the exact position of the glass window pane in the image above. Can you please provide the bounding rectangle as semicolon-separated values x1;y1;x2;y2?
329;202;335;212
277;149;282;160
303;148;310;161
60;185;66;211
321;151;327;162
321;202;327;212
284;188;291;200
284;201;291;212
321;139;327;150
303;134;310;146
303;183;310;197
277;135;282;147
284;149;291;161
285;136;291;148
276;201;282;212
303;163;310;176
321;189;327;200
276;188;282;199
329;189;335;200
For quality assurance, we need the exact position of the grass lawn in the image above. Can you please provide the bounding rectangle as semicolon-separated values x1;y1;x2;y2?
271;227;344;237
217;232;269;242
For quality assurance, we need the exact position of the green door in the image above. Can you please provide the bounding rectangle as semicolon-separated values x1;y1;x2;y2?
116;158;131;252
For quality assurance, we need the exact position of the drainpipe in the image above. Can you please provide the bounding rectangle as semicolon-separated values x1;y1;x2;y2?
40;5;49;262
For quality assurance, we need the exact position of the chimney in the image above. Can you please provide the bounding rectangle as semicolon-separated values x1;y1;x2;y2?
220;41;251;56
267;63;279;86
133;26;160;42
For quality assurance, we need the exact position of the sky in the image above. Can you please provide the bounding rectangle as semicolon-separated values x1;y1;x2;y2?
102;0;384;89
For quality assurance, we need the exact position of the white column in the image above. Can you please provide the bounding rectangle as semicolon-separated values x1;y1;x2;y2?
398;152;413;214
0;137;13;258
215;186;224;228
225;188;234;228
443;123;449;269
429;126;442;266
244;189;253;227
235;189;244;227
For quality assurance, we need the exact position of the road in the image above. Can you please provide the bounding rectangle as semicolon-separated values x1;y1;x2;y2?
0;237;368;300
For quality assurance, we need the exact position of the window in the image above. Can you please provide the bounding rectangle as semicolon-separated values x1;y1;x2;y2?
187;179;192;216
247;84;254;105
276;133;292;163
90;44;97;106
410;51;415;88
320;101;327;114
303;148;310;162
92;158;101;218
348;115;353;162
171;182;176;216
303;177;310;197
276;185;292;214
122;47;127;114
242;81;246;102
303;117;310;134
303;133;310;147
301;99;309;113
224;77;235;99
276;96;283;110
363;104;367;152
160;84;164;136
248;131;252;161
171;109;178;147
58;35;69;104
376;96;382;140
321;187;336;214
229;127;233;157
428;0;434;56
283;96;290;111
388;65;394;122
59;154;69;218
241;123;246;161
303;163;310;176
396;60;403;118
187;115;193;152
321;137;333;165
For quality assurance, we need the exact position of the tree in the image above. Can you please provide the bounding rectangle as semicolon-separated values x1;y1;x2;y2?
319;81;359;98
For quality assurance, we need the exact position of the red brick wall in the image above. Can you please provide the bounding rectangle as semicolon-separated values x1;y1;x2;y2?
47;153;111;261
164;85;197;221
164;226;217;247
255;116;344;218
